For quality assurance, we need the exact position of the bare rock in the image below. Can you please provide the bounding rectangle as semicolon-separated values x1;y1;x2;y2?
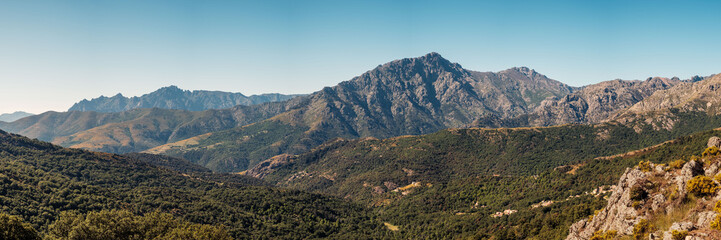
243;154;294;178
565;168;650;239
677;160;704;197
696;211;717;228
669;221;695;232
651;193;666;212
708;136;721;149
384;181;398;191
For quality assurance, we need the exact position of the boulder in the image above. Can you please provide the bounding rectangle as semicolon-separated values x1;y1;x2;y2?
708;136;721;149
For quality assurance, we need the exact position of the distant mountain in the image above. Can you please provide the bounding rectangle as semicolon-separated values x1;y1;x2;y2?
0;102;290;153
0;111;34;122
146;53;579;172
68;85;300;112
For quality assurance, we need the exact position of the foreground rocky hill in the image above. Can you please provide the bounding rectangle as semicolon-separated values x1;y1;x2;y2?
567;137;721;240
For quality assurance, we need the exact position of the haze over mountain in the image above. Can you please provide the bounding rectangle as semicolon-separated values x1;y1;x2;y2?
0;102;290;153
0;111;34;122
68;85;300;112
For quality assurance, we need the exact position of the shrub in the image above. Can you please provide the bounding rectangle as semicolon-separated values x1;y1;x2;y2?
668;159;686;169
632;219;655;240
715;201;721;213
590;230;617;240
671;230;688;240
712;214;721;230
665;185;679;200
588;209;602;222
703;146;720;157
715;174;721;183
687;175;718;196
638;160;653;172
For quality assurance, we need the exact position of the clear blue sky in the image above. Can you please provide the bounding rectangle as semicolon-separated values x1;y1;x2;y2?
1;0;720;114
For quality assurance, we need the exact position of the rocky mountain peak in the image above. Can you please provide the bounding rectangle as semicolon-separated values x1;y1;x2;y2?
154;85;186;95
373;52;464;77
509;66;538;78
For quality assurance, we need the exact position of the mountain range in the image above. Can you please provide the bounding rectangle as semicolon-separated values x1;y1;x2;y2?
2;52;721;239
1;53;716;173
68;85;300;112
145;53;712;172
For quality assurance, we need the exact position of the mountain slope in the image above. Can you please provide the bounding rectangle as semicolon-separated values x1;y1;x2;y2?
472;77;683;128
614;73;721;122
147;53;575;172
69;85;299;112
0;102;289;153
0;111;34;122
0;129;383;239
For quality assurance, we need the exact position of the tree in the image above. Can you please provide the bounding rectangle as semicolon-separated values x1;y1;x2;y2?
0;213;40;240
47;210;232;240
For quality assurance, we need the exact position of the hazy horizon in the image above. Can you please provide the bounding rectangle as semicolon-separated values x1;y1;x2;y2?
2;0;720;114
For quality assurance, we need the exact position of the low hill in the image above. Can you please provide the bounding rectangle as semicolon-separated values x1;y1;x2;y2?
0;129;383;239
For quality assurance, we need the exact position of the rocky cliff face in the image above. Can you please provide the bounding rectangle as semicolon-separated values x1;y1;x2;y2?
613;73;721;122
566;137;721;240
528;77;682;126
68;85;299;112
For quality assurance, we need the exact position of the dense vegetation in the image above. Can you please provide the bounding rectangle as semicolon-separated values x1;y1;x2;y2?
0;130;384;239
247;111;721;239
3;108;721;239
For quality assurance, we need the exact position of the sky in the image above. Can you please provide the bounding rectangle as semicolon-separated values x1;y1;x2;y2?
1;0;720;114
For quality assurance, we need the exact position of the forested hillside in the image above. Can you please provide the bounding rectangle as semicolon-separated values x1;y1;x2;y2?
0;129;384;239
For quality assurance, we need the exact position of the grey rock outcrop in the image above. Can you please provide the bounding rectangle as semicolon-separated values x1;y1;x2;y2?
528;77;681;126
708;136;721;149
566;168;652;239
